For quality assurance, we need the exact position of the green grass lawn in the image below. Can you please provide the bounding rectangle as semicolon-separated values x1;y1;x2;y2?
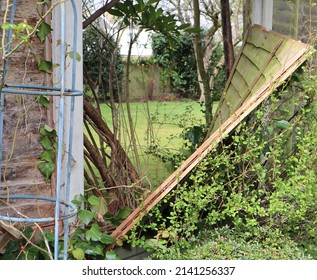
93;99;217;188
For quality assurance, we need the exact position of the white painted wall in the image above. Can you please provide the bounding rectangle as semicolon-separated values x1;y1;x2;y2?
252;0;273;30
52;0;83;203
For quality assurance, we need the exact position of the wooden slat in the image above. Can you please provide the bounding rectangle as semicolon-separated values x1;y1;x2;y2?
109;34;309;241
210;26;278;135
251;74;267;95
209;36;284;135
236;55;262;86
247;25;283;52
229;72;248;97
235;39;284;109
243;43;270;69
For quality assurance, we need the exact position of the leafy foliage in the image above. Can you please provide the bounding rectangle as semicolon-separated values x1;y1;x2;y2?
146;102;205;170
1;194;130;260
38;125;57;182
108;0;189;36
152;33;198;97
69;195;130;260
83;26;123;101
207;44;226;101
36;22;52;43
1;21;33;42
147;226;311;260
129;66;317;259
1;228;55;260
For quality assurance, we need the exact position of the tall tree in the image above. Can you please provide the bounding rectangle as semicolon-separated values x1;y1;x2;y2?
193;0;213;125
221;0;234;78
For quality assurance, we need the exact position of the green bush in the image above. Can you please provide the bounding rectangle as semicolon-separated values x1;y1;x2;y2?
83;26;123;101
152;33;198;97
149;226;311;260
129;67;317;259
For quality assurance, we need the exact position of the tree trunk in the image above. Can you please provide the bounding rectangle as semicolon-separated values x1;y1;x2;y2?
221;0;235;79
193;0;213;125
83;99;140;186
243;0;252;38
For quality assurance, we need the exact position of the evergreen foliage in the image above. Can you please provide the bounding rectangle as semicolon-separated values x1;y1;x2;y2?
83;26;123;101
151;33;199;97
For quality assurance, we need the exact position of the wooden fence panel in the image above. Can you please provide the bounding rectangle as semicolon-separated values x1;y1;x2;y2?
109;25;309;242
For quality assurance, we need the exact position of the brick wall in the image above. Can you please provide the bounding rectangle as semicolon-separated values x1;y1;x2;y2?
0;0;54;223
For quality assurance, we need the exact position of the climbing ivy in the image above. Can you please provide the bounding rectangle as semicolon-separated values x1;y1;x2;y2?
68;194;130;260
38;125;57;183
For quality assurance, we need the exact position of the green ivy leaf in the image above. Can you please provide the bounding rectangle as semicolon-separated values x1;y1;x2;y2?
36;22;52;42
41;232;55;243
38;161;55;182
85;223;102;242
77;243;104;256
39;135;53;150
90;196;108;216
40;125;57;139
100;233;116;245
38;95;50;109
43;124;56;134
38;60;53;73
4;240;19;253
72;248;85;260
68;51;81;62
40;150;55;163
114;206;131;220
78;210;96;225
87;195;100;207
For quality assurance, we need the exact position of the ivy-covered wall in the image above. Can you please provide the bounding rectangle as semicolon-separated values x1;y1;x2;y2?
0;0;54;225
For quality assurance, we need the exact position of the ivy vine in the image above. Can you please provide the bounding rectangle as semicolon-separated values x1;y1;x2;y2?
38;124;56;183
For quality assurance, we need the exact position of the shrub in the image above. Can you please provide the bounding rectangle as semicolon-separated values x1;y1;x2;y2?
148;226;311;260
152;33;198;97
129;67;317;259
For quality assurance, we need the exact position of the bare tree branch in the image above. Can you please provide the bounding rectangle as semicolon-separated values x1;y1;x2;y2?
83;0;120;29
221;0;234;78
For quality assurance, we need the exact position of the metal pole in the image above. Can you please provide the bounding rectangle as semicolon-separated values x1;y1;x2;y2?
54;0;66;260
0;0;81;261
63;0;78;260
